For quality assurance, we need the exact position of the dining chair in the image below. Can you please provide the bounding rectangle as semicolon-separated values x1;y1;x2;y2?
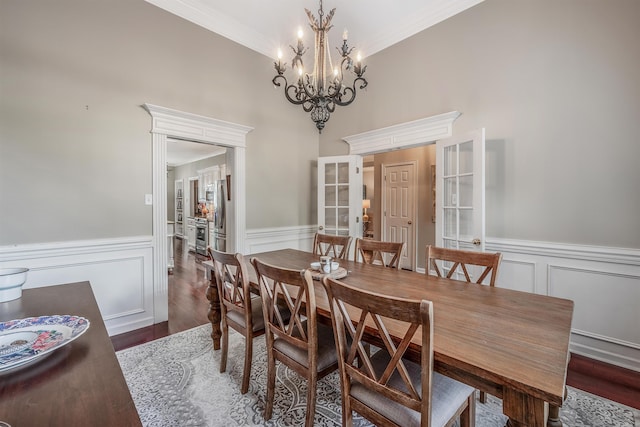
426;245;502;286
354;238;404;268
322;276;476;427
250;257;340;427
208;248;265;394
426;244;502;403
313;232;353;260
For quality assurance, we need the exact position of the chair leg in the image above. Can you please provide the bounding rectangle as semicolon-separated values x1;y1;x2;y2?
342;396;353;427
479;390;486;404
219;322;228;373
264;356;275;420
241;334;253;394
305;372;318;427
460;393;476;427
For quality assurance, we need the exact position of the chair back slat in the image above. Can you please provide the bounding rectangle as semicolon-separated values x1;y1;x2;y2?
354;238;404;269
313;233;353;260
208;248;252;317
251;257;317;352
427;245;502;286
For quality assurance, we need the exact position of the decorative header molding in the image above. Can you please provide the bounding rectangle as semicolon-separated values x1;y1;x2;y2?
143;104;253;147
342;111;461;155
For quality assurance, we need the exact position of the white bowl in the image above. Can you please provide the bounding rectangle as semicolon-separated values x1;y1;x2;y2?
310;262;321;271
331;262;339;271
0;268;29;303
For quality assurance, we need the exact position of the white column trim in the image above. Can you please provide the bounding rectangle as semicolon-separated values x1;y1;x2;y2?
152;132;168;322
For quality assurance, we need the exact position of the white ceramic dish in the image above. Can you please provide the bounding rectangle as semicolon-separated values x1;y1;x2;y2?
331;262;339;271
0;315;90;373
310;262;321;270
0;267;29;303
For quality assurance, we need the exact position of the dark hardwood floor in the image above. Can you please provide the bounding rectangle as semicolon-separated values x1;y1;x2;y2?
111;237;640;411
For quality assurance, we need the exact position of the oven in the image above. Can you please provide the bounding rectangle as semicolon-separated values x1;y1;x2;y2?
195;218;208;256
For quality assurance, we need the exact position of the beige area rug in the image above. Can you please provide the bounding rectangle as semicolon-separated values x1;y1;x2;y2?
117;324;639;427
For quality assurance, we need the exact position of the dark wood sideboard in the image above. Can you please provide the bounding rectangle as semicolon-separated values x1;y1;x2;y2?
0;281;141;427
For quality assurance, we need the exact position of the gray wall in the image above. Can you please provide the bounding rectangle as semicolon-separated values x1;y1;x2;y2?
321;0;640;249
0;0;318;245
3;0;639;250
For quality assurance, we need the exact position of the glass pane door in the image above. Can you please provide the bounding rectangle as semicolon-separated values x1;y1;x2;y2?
318;156;363;239
436;128;486;256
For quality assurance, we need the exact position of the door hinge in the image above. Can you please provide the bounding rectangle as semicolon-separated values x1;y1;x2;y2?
356;166;360;174
356;217;360;223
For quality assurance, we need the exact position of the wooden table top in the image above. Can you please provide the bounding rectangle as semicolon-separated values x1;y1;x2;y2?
0;281;141;427
245;249;574;408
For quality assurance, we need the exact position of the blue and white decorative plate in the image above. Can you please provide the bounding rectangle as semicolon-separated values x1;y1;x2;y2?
0;315;90;373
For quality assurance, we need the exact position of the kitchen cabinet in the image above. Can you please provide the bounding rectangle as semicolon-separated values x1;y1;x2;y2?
198;165;227;201
175;179;184;238
186;217;196;252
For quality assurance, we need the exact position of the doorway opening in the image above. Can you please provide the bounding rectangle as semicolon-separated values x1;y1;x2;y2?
341;111;460;272
145;103;253;325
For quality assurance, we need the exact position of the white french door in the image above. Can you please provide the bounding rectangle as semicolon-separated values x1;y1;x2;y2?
317;156;363;244
436;128;486;257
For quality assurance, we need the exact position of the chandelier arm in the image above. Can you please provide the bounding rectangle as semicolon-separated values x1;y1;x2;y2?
332;86;356;106
301;100;316;113
273;75;313;106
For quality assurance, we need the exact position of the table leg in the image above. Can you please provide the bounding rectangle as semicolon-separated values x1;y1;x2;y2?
502;388;546;427
206;275;222;350
546;404;562;427
546;385;567;427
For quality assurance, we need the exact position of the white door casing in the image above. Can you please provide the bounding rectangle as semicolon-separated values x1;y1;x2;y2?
145;104;252;324
382;162;417;270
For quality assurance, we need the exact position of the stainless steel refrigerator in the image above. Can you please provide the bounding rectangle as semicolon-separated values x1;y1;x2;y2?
212;178;227;252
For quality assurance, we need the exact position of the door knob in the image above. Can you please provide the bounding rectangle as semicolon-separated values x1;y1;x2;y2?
472;238;481;246
319;226;324;230
407;221;412;225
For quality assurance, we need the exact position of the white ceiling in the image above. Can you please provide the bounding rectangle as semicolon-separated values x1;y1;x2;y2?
156;0;484;165
167;138;226;167
146;0;484;58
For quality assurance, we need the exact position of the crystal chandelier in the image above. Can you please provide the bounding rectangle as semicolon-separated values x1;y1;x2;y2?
272;0;368;133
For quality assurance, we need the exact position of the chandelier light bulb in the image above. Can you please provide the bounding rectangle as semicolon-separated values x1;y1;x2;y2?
277;49;283;60
343;29;348;41
297;28;304;39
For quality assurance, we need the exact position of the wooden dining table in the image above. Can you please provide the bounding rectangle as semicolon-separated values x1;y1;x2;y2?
204;248;574;427
0;281;141;427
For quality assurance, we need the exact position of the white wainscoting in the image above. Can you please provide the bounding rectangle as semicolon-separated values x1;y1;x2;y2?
3;230;637;372
0;236;154;336
487;238;640;372
245;225;317;255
